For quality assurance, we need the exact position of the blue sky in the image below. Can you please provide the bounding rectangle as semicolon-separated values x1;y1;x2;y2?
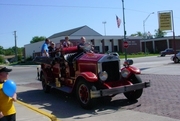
0;0;180;48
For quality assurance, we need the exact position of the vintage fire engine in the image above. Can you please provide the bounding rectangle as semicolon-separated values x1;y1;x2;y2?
34;44;150;109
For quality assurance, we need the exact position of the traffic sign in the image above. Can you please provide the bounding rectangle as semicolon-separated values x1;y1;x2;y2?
123;41;128;48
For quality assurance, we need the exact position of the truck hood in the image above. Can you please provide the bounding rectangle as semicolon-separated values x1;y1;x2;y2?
78;53;120;63
78;53;104;62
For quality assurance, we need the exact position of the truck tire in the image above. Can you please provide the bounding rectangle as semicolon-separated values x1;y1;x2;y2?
76;79;95;109
174;57;179;63
161;54;165;57
124;74;143;101
41;73;51;93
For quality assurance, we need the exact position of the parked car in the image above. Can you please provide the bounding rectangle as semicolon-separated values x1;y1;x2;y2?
160;48;175;56
33;45;150;109
4;59;10;64
170;52;180;63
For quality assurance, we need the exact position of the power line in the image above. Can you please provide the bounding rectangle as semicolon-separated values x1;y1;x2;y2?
1;3;180;19
0;3;153;14
0;32;13;35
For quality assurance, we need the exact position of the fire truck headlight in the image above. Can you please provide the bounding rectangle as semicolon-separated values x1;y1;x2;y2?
121;69;130;78
99;71;108;81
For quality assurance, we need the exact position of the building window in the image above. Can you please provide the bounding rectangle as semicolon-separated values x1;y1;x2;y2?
114;46;118;52
94;46;99;51
105;46;109;52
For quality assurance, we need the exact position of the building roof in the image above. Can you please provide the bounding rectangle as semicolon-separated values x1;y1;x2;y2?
48;25;102;39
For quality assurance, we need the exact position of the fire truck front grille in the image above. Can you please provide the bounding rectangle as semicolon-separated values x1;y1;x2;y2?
102;61;120;81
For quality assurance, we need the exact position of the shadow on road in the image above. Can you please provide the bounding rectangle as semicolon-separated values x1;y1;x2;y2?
17;88;138;119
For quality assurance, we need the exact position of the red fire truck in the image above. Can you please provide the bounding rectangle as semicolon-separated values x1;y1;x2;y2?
34;44;150;109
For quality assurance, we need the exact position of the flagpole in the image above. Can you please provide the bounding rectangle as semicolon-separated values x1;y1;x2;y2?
122;0;127;61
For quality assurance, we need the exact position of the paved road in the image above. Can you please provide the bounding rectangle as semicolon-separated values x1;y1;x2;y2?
122;55;180;75
7;55;180;121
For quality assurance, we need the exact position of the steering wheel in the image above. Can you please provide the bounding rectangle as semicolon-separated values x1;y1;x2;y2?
82;42;93;52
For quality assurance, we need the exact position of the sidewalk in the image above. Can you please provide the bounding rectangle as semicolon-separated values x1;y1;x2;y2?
15;101;55;121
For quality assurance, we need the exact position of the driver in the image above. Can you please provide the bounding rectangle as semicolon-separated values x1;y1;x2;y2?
77;36;94;53
77;36;86;53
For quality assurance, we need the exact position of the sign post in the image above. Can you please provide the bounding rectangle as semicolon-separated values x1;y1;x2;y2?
123;41;128;48
158;10;176;57
121;0;127;61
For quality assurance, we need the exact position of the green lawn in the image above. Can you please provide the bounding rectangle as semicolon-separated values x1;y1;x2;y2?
119;53;159;59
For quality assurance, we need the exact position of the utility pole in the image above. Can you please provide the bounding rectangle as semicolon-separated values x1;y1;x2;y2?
102;21;107;36
14;31;17;62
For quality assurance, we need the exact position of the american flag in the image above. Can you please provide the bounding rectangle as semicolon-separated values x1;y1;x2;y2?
116;15;121;28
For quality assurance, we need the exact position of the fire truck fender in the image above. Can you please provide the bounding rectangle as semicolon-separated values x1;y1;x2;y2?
121;66;141;74
77;72;98;82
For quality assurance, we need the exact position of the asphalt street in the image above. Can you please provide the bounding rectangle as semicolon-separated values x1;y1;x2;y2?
5;55;180;121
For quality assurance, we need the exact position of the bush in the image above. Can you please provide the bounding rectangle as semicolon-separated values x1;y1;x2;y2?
137;52;144;55
18;55;22;61
0;56;5;64
26;56;33;61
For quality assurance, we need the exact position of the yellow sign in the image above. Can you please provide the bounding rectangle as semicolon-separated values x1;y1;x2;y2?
158;12;172;31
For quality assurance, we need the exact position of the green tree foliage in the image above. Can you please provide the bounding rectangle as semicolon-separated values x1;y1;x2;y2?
0;56;5;63
0;46;4;55
154;29;167;38
17;54;22;61
0;46;24;56
4;47;14;55
130;31;143;36
30;36;46;44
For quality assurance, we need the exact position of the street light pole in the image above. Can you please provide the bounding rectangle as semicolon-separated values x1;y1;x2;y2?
102;21;106;36
143;12;154;54
122;0;127;61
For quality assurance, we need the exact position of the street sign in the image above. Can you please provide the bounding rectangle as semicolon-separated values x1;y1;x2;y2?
123;41;128;48
158;11;172;31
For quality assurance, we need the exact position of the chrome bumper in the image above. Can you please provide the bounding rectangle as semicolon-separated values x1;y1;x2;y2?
90;81;150;98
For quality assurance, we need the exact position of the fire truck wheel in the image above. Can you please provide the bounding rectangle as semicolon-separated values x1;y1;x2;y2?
123;74;143;101
41;73;51;93
76;79;95;109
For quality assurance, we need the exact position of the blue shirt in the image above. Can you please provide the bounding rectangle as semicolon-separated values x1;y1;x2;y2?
41;43;49;54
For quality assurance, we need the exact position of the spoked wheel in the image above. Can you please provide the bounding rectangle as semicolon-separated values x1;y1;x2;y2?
41;73;51;93
76;79;94;109
124;74;143;101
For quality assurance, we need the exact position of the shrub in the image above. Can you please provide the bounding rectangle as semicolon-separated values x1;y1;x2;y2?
137;52;144;55
0;56;5;64
26;56;33;61
17;55;22;61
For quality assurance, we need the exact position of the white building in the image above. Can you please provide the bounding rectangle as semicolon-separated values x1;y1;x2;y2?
24;25;142;58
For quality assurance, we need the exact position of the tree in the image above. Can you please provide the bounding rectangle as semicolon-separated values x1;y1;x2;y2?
0;46;4;55
4;47;14;55
30;36;46;44
130;31;143;36
154;29;167;38
0;55;5;63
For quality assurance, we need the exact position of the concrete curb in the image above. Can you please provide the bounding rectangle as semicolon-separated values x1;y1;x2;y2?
16;100;60;121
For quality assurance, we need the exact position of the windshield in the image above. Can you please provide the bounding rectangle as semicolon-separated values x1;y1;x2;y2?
83;42;93;52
